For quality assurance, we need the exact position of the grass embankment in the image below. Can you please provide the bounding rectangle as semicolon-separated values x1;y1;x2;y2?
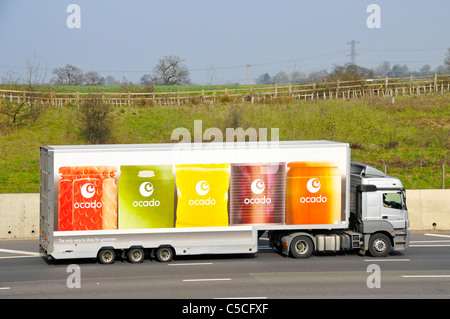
0;93;448;193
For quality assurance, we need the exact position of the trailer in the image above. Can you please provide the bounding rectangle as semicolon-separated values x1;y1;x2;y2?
39;141;409;264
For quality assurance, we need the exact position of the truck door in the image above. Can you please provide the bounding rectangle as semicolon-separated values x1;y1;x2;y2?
380;191;407;229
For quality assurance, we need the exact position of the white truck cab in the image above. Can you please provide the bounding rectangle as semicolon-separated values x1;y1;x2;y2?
350;162;409;256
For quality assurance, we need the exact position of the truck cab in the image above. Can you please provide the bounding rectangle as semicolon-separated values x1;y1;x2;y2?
350;162;409;256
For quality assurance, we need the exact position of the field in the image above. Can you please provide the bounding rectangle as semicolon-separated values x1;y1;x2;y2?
0;92;448;193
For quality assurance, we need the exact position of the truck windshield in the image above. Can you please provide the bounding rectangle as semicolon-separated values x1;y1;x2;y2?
382;193;403;210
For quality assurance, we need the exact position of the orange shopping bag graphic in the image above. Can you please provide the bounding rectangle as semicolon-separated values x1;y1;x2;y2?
286;162;341;225
58;166;117;231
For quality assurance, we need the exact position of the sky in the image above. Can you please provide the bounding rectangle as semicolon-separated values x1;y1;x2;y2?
0;0;449;85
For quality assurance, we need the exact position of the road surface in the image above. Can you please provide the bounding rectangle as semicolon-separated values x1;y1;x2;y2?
1;231;449;302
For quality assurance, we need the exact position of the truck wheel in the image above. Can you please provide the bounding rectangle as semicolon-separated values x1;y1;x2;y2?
127;248;145;263
155;247;174;262
290;236;313;259
368;233;391;257
98;249;115;264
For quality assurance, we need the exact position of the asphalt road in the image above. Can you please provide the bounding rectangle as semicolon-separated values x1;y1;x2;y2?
1;231;450;302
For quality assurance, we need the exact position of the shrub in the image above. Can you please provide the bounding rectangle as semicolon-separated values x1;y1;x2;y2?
78;98;116;144
0;99;42;129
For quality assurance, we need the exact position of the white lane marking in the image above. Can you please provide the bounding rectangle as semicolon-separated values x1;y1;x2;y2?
0;248;40;256
0;255;41;260
410;244;450;247
402;275;450;278
364;259;410;262
0;287;11;290
214;296;267;299
169;262;213;266
410;236;450;247
410;234;450;247
183;278;231;282
424;234;450;238
410;240;450;243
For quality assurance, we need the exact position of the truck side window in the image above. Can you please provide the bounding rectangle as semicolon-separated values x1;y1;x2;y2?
382;193;402;210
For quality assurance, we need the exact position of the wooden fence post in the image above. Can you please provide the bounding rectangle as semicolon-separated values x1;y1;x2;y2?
385;76;389;95
409;75;413;95
434;74;438;92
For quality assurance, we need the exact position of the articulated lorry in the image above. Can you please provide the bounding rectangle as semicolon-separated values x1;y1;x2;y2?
39;141;409;264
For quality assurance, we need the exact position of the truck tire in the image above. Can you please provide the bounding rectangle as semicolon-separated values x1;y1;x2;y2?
290;236;313;259
127;248;145;263
368;233;391;257
98;249;115;264
155;246;174;262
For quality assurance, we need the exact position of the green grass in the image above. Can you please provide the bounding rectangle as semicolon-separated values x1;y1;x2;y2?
0;93;448;193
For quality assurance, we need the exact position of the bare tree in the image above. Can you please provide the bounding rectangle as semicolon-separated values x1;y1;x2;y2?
205;64;216;87
119;76;134;87
307;69;328;82
290;71;307;83
51;64;84;85
271;71;290;84
152;56;191;85
374;61;391;77
1;71;23;85
326;63;374;81
105;75;119;86
25;53;47;88
140;74;152;86
84;71;103;86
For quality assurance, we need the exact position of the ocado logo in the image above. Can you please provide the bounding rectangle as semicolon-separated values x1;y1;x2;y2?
139;182;154;197
133;182;160;207
306;178;321;193
190;180;215;206
245;179;271;205
251;179;265;194
195;180;210;196
300;178;327;204
81;183;96;199
74;182;102;209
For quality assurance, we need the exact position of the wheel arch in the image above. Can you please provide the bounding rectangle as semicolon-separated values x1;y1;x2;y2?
364;230;394;250
280;231;316;256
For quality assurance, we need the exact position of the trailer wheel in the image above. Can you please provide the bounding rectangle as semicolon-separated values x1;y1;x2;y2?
155;246;174;262
127;248;145;263
98;249;115;264
290;236;313;259
368;233;391;257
